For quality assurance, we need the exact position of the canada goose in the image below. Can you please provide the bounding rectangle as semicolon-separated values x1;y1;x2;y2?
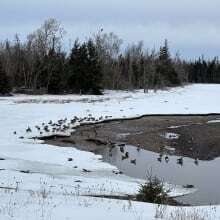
120;146;125;153
121;152;129;160
71;119;76;124
177;157;183;165
112;170;123;175
13;131;17;135
183;184;194;189
121;155;128;160
157;157;162;162
125;152;129;158
20;170;30;174
194;158;199;165
112;170;118;175
26;127;32;133
165;156;169;163
35;126;41;131
68;158;73;162
130;159;136;165
74;116;79;120
82;169;91;173
44;126;50;132
58;120;63;125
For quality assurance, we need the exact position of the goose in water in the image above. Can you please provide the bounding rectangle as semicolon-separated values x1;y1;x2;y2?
177;157;183;166
157;157;162;162
130;159;136;165
165;156;169;163
121;152;129;160
137;144;141;152
120;146;125;153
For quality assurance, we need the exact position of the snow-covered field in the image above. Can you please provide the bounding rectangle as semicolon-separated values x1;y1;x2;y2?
0;84;220;220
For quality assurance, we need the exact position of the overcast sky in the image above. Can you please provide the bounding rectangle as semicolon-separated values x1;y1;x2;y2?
1;0;220;59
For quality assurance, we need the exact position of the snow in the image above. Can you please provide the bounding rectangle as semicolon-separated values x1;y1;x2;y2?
0;84;220;219
164;146;176;152
207;119;220;124
161;132;180;140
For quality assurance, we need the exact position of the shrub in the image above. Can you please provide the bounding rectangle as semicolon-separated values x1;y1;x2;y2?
136;175;168;204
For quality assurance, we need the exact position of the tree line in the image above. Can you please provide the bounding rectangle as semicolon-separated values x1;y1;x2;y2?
0;18;220;95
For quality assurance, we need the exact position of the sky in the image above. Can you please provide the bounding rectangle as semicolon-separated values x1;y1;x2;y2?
1;0;220;59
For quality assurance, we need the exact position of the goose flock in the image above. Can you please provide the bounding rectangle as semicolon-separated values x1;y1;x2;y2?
15;114;114;141
14;114;200;172
108;142;140;165
157;152;199;166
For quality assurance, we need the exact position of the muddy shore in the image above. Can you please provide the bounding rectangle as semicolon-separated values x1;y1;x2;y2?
42;114;220;161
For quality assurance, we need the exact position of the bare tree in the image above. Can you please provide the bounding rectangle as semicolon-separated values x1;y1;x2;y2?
94;31;123;89
27;18;66;90
29;18;65;57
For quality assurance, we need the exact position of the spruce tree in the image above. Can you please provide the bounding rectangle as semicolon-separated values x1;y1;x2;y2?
156;40;180;86
47;49;65;94
0;60;11;95
86;39;103;94
68;40;103;94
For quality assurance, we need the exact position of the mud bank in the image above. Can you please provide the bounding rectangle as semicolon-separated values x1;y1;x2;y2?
44;114;220;160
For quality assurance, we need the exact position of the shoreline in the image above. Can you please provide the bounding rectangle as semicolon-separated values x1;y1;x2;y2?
41;114;220;161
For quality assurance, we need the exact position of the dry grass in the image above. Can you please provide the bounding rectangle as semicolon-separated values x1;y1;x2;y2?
167;207;216;220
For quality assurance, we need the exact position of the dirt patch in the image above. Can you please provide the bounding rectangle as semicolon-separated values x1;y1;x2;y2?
44;115;220;160
84;194;185;206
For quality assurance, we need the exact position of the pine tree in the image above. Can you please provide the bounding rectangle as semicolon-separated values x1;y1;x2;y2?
0;60;11;95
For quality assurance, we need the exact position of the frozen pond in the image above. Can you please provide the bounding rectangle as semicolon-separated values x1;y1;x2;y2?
96;144;220;206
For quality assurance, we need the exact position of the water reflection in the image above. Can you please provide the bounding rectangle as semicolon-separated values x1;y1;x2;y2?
96;144;220;206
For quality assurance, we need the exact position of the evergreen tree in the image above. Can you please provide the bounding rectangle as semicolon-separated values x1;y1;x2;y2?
156;40;180;86
47;49;65;94
68;40;103;94
86;39;103;94
47;56;65;94
0;60;11;95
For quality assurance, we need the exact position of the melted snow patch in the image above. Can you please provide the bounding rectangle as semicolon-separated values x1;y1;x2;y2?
161;132;180;140
164;146;176;152
207;119;220;124
168;125;188;129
